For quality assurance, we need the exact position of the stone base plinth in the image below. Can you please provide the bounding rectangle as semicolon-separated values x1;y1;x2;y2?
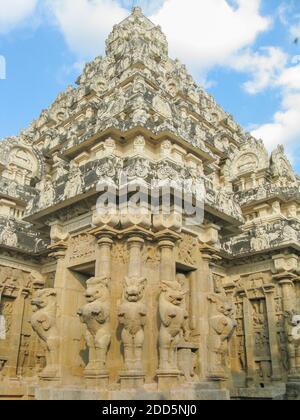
170;382;230;401
207;371;228;382
35;387;108;401
84;370;109;389
119;371;145;390
232;383;286;400
38;366;61;384
288;374;300;382
34;381;230;400
286;382;300;400
156;370;181;390
0;379;36;401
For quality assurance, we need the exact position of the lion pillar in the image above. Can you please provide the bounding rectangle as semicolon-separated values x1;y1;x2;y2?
118;235;147;389
79;228;115;389
31;289;60;380
156;231;182;390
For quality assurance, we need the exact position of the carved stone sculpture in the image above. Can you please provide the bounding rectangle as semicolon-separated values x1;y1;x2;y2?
118;276;147;371
31;289;60;378
207;294;237;379
284;311;300;377
158;280;188;371
78;277;111;373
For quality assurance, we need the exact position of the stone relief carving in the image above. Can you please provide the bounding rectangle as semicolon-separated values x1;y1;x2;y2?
0;299;13;341
158;280;188;371
118;276;147;372
0;221;18;248
271;145;296;184
177;234;197;266
207;294;237;378
64;162;83;199
38;176;55;209
284;310;300;376
67;234;96;264
31;289;60;377
78;277;111;373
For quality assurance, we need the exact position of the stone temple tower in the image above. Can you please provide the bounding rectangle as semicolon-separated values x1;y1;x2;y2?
0;7;300;400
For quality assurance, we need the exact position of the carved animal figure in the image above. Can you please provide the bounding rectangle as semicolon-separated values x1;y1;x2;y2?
118;276;147;371
207;294;237;378
159;280;188;371
78;277;111;372
31;289;59;376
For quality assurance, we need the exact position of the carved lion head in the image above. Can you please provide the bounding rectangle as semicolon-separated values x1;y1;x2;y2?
124;276;147;302
85;276;110;303
31;289;57;310
161;280;187;306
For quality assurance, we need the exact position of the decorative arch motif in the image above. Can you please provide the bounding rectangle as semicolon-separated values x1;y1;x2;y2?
271;145;296;183
224;138;269;182
0;136;45;185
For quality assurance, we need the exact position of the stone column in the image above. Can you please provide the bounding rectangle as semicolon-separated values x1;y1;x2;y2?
85;229;115;389
48;241;68;384
272;254;300;381
5;288;28;378
127;236;144;279
96;236;114;278
156;231;180;390
277;274;300;379
263;284;282;382
239;290;256;387
159;239;176;283
224;283;239;376
119;235;146;390
199;244;221;382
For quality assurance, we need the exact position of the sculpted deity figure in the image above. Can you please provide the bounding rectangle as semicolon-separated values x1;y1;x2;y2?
118;276;147;371
64;162;83;199
158;280;188;371
0;221;18;248
78;277;111;372
38;176;55;209
207;294;237;378
31;289;60;377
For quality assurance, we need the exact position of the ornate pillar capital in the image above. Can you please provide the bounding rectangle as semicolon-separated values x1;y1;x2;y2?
223;283;236;296
155;229;181;246
90;225;119;242
199;243;222;263
273;272;298;283
48;241;68;260
262;283;276;294
272;253;299;276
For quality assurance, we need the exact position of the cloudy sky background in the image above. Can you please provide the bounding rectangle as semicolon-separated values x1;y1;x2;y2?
0;0;300;170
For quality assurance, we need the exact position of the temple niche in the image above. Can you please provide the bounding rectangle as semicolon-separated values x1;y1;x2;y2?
0;7;300;400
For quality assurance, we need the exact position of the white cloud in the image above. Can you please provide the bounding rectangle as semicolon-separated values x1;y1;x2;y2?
46;0;128;58
229;47;288;94
252;92;300;151
151;0;271;70
252;61;300;154
277;63;300;90
43;0;271;67
0;0;38;34
290;18;300;41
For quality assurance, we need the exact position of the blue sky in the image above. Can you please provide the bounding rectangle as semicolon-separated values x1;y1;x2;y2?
0;0;300;171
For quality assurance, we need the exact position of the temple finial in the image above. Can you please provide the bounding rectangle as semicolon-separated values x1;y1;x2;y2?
132;6;143;16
